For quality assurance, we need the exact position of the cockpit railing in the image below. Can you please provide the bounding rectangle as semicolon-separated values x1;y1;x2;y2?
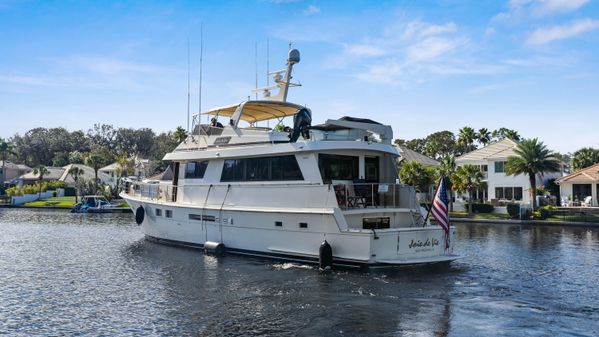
331;182;417;210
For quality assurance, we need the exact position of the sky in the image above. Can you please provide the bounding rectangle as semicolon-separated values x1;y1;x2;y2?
1;0;598;153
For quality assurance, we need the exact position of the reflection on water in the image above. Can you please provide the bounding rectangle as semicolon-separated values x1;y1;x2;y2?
0;209;598;336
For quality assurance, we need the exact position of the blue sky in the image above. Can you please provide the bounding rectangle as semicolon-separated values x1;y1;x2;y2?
1;0;598;153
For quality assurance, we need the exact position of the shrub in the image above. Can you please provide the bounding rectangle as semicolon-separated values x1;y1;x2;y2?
539;205;557;219
64;187;77;196
507;203;520;219
465;203;495;213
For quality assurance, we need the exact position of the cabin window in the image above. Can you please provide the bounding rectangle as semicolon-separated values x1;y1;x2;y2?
165;210;173;218
318;154;359;183
185;161;209;179
155;209;162;216
221;155;303;181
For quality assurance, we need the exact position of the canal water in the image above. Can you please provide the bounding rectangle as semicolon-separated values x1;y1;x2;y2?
0;208;597;337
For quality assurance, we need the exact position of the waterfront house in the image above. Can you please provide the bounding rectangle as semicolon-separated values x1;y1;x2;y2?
19;166;66;185
455;138;560;204
60;164;115;187
556;163;599;206
99;157;151;184
1;161;20;184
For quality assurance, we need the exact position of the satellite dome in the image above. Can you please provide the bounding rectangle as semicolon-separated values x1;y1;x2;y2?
288;49;300;64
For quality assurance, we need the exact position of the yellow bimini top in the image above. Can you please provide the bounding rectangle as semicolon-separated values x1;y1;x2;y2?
202;100;305;124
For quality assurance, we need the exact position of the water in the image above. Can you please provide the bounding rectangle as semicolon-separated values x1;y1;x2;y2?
0;209;598;337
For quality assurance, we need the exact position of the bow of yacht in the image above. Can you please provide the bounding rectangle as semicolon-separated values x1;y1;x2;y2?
121;49;459;268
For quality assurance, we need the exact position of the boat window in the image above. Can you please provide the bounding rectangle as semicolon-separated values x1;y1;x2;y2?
221;155;303;181
165;210;173;218
185;161;209;179
156;209;162;216
318;154;359;184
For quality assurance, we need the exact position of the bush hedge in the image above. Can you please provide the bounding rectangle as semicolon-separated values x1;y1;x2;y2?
507;203;520;219
465;203;495;213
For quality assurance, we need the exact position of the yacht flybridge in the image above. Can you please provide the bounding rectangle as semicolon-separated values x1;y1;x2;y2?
121;49;459;268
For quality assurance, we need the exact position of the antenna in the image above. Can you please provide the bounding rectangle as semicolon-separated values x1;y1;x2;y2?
266;38;269;87
254;41;258;100
187;38;190;132
199;23;204;123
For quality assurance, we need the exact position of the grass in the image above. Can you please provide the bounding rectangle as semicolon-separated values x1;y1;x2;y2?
450;211;511;220
23;196;129;208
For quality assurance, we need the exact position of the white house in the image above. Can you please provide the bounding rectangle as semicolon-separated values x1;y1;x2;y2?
556;162;599;207
99;157;152;185
455;138;560;204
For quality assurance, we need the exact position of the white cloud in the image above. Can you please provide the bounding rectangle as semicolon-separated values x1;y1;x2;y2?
526;19;599;45
303;5;320;15
400;21;457;39
58;56;166;75
532;0;589;16
343;43;386;57
405;36;467;62
493;0;588;22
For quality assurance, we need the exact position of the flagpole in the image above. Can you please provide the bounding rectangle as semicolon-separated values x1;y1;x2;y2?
423;175;444;226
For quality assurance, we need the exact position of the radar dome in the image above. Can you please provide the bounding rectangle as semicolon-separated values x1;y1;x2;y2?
288;49;300;64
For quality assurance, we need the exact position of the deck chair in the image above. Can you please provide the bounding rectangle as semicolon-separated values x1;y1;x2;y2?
582;196;592;207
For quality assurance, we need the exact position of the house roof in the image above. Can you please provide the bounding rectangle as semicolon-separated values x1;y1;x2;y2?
556;162;599;183
0;161;19;170
100;157;150;172
456;138;519;162
60;164;113;185
19;167;65;181
397;146;440;167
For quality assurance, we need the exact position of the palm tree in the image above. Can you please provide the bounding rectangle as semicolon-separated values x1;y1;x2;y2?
68;166;84;203
173;126;188;143
399;160;434;192
505;138;561;210
571;147;599;171
477;128;491;146
85;152;105;194
453;164;484;214
0;138;17;185
439;155;457;212
457;127;477;153
32;165;50;197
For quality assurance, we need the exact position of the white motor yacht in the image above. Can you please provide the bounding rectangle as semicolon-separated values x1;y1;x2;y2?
121;49;459;268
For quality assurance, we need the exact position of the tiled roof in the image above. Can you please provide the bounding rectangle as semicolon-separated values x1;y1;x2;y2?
557;162;599;183
456;138;519;162
19;167;65;180
397;146;440;167
0;161;19;169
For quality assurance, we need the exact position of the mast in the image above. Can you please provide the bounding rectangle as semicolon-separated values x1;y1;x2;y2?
199;23;204;123
187;38;190;132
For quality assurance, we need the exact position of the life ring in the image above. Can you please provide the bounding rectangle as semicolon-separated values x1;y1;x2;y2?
135;206;145;225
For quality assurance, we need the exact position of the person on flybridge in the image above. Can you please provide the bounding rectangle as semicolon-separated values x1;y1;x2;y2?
210;117;224;128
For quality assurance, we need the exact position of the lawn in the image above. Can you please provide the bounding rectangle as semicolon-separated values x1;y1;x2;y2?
24;196;78;208
449;212;511;220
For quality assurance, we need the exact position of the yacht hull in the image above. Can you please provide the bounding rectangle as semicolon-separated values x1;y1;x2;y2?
123;195;460;268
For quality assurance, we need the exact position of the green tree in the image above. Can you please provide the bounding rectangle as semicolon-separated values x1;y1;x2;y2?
457;127;477;153
32;165;50;197
399;160;435;192
477;128;491;146
69;151;86;164
68;167;84;203
492;128;521;142
85;152;106;193
0;138;17;184
173;126;188;143
453;164;484;214
505;138;560;210
571;147;599;172
439;155;457;212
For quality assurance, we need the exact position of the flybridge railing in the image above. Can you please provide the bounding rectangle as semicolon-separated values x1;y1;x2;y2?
331;182;417;210
123;181;418;210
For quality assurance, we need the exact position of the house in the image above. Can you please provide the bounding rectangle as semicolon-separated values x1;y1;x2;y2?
397;146;440;167
556;163;599;206
1;161;21;184
99;157;152;184
60;164;115;187
19;167;66;185
455;138;560;204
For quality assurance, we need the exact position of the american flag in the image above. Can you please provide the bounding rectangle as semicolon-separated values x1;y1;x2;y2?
431;176;450;250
